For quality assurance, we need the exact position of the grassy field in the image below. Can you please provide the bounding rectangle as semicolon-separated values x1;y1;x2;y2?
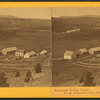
0;30;51;52
52;58;100;87
52;37;100;87
0;53;52;87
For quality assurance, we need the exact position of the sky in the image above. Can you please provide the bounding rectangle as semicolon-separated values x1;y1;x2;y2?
52;7;100;17
0;7;51;19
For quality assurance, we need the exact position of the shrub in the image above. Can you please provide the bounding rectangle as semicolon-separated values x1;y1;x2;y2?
24;77;30;83
35;63;42;73
24;71;32;83
83;72;96;86
79;75;84;83
0;72;9;87
15;71;20;77
26;71;32;77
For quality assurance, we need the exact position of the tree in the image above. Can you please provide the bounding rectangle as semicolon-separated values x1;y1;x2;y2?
79;74;84;83
0;72;9;87
26;71;32;77
35;63;42;73
24;71;32;83
24;77;31;83
15;71;20;77
83;72;96;86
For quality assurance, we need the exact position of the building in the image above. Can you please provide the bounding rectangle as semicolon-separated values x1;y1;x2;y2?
64;51;76;60
76;48;89;57
2;47;17;55
89;47;100;55
15;49;25;58
24;51;35;58
40;50;47;55
66;29;80;34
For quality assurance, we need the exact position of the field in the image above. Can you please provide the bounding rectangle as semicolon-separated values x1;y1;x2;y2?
52;39;100;87
52;55;100;87
0;52;52;87
52;34;100;87
0;30;51;52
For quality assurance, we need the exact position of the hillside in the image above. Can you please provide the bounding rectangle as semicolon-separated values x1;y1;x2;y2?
0;15;51;41
52;16;100;32
52;16;100;40
0;16;51;30
52;16;100;58
0;15;51;52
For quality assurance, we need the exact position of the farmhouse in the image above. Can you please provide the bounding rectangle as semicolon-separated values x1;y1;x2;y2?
2;47;17;55
40;50;47;55
76;48;89;57
64;51;76;60
66;29;80;33
15;49;25;57
24;51;35;58
89;47;100;55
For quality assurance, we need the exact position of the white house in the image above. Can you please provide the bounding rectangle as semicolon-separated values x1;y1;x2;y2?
24;51;35;58
15;49;25;57
2;47;17;55
40;50;47;55
64;51;76;60
89;47;100;55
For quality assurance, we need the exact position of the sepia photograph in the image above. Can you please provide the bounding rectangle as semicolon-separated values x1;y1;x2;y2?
0;7;52;87
52;7;100;87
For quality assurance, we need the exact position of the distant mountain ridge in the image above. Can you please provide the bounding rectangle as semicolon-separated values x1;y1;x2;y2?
0;15;18;18
0;15;51;30
59;15;100;18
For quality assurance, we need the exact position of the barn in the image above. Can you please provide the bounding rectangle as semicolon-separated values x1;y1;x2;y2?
24;51;35;58
76;48;89;57
64;51;76;60
40;50;47;55
15;49;25;57
89;47;100;55
2;47;17;55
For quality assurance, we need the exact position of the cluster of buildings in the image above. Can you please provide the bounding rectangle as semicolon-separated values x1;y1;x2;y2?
1;47;48;59
64;47;100;60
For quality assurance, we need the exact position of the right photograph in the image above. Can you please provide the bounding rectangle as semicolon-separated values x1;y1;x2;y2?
52;7;100;87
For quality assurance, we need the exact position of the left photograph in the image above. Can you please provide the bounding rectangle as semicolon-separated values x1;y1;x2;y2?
0;7;52;87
